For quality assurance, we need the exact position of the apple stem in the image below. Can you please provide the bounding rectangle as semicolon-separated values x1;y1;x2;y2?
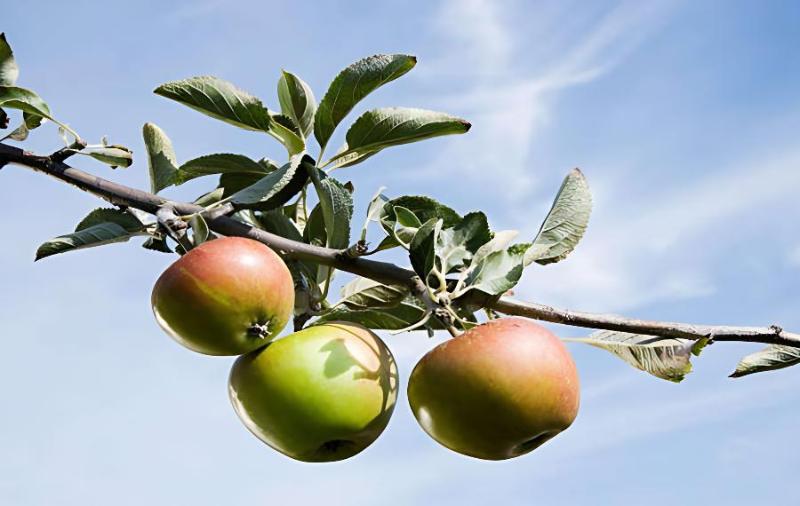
445;325;460;338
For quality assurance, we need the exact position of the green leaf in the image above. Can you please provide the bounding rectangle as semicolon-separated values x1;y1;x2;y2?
269;113;306;155
566;331;707;383
381;195;461;228
250;209;303;242
142;123;178;193
314;54;417;154
82;145;133;169
0;33;19;86
0;86;59;134
324;107;471;168
189;214;210;246
409;218;441;282
230;154;311;209
436;212;491;274
361;186;388;241
142;235;172;253
525;168;592;266
36;207;146;261
176;153;270;184
312;302;427;330
193;187;226;207
338;277;409;310
308;169;353;250
452;230;521;298
154;76;272;132
303;203;327;247
76;208;143;232
459;245;525;297
36;224;136;261
278;70;316;138
729;345;800;378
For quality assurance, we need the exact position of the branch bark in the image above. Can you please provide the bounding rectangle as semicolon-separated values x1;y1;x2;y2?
2;141;798;348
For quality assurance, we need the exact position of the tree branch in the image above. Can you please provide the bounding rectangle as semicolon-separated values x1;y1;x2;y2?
2;141;798;348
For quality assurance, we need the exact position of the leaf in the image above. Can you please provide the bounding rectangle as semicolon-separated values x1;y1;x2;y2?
176;153;270;184
324;107;471;168
338;277;409;310
459;246;525;297
36;207;145;261
230;154;311;209
36;224;135;261
277;70;316;138
83;145;133;169
189;214;210;246
142;123;178;193
314;54;417;154
142;235;172;253
409;218;441;282
436;212;491;274
312;302;427;330
76;208;143;232
251;209;303;242
193;187;226;207
0;33;19;87
360;186;388;240
381;195;461;228
308;169;353;250
0;86;52;129
154;76;272;132
729;345;800;378
525;169;592;266
567;331;708;383
268;113;306;155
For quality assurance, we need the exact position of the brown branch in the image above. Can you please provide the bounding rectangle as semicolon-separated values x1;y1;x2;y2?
2;141;798;348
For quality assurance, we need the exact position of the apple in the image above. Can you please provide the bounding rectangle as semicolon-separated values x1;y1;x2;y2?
407;318;579;460
228;322;398;462
151;236;294;356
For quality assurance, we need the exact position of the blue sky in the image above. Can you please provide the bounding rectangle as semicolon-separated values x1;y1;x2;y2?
2;0;800;504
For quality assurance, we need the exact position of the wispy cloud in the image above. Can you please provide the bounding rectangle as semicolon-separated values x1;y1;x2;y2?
518;148;800;312
413;0;677;200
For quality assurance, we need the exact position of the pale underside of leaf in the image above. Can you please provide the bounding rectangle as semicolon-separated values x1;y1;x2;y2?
525;168;592;266
0;33;19;86
142;123;178;193
730;344;800;378
567;330;706;383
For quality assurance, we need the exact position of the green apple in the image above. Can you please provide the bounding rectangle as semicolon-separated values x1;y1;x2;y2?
408;318;580;460
151;236;294;356
228;322;398;462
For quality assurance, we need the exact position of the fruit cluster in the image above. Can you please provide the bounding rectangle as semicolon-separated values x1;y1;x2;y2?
152;236;580;462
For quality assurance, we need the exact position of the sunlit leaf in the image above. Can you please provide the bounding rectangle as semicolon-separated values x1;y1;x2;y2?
324;107;470;168
525;168;592;266
0;33;19;86
567;331;709;383
277;70;316;138
314;54;416;154
142;122;178;193
730;345;800;378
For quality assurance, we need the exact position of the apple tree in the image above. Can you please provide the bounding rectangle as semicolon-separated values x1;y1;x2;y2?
1;33;798;461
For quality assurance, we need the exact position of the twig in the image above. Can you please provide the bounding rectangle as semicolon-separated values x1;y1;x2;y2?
2;141;799;347
51;139;88;163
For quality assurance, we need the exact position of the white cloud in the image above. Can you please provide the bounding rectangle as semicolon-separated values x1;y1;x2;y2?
517;149;800;313
788;244;800;268
411;0;678;201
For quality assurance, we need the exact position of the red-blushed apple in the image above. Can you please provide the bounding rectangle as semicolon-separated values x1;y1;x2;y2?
151;236;294;356
407;318;580;460
228;322;398;462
